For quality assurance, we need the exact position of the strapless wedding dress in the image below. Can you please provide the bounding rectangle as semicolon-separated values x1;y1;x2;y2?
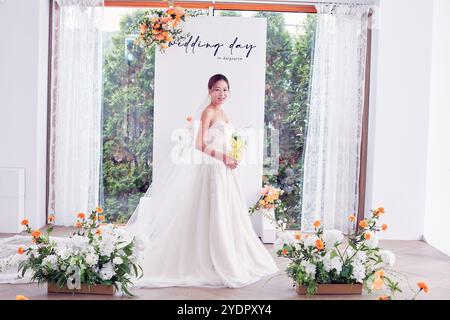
126;120;279;288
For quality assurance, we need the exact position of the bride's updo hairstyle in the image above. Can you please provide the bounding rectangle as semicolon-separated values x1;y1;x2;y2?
208;74;230;91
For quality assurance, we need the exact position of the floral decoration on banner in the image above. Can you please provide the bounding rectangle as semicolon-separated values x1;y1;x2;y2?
15;208;149;297
132;1;201;52
274;207;429;299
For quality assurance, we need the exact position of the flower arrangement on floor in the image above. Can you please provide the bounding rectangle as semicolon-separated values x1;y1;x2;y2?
132;1;200;52
17;208;148;296
275;207;429;299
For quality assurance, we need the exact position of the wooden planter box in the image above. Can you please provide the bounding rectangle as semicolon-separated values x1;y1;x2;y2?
47;282;115;295
296;283;362;295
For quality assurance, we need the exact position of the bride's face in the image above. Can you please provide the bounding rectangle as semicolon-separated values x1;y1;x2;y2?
209;80;229;106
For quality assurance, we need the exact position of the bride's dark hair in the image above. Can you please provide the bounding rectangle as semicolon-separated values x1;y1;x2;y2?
208;74;230;90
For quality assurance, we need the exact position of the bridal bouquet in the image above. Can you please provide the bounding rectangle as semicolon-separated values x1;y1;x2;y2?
276;208;415;298
228;131;246;162
17;208;147;296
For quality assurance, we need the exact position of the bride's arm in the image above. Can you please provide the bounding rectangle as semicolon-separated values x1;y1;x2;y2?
195;110;237;168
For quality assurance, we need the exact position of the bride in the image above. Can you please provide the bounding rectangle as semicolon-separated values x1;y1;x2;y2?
124;74;279;288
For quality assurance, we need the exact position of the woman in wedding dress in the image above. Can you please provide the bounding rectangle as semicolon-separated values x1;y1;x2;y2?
125;74;279;288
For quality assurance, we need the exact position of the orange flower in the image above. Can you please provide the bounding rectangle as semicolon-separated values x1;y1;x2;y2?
381;224;388;231
294;232;302;241
93;215;98;222
48;215;55;223
359;219;368;229
348;215;356;222
98;215;105;222
374;207;385;217
364;232;371;240
77;213;85;219
186;115;193;123
31;230;41;239
375;269;385;278
315;239;325;251
21;219;29;226
96;207;103;213
96;228;101;235
17;247;25;255
139;24;147;34
372;276;384;290
417;282;429;293
313;220;321;228
281;249;288;256
377;295;390;300
75;222;82;228
15;295;29;300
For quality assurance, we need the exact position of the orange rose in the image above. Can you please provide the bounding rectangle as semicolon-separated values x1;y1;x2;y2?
374;207;385;217
31;230;41;239
315;239;325;251
364;232;371;240
381;224;388;231
18;247;25;255
15;295;29;300
348;215;356;222
77;213;85;219
377;295;390;300
281;249;288;256
48;215;55;223
294;232;302;241
98;215;105;222
359;219;368;229
21;219;29;226
313;220;321;228
417;282;429;293
96;207;103;213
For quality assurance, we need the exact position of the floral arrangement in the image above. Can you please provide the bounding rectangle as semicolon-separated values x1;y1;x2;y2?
16;208;148;296
249;184;284;214
132;2;200;52
275;207;428;299
228;132;246;162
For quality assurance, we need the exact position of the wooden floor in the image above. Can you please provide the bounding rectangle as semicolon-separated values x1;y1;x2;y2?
1;228;449;300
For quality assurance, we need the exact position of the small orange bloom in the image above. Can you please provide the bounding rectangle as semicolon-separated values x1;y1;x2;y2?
364;232;371;240
31;230;41;239
281;249;288;256
48;215;55;223
348;215;356;222
313;220;321;228
96;228;101;235
375;270;385;278
294;232;302;241
377;295;390;300
381;224;388;231
93;215;98;222
373;276;384;290
417;282;429;293
75;222;82;228
95;207;103;213
77;213;85;219
374;207;385;217
18;247;25;255
21;219;29;226
15;295;29;300
98;215;105;222
359;220;369;229
315;239;325;251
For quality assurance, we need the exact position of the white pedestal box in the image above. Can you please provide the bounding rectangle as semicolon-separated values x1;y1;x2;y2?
0;168;25;233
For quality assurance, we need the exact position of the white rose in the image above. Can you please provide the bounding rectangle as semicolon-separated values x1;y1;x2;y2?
85;254;99;266
380;250;395;267
113;257;123;265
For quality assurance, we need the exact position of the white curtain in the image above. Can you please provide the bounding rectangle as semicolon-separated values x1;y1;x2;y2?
301;3;370;233
48;0;104;226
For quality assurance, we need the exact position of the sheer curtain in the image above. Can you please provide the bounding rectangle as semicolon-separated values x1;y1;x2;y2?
301;3;370;233
48;0;104;226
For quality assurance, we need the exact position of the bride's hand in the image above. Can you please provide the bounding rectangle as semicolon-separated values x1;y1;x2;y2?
223;155;238;169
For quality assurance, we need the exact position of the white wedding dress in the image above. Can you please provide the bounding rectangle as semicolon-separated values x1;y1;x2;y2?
125;120;279;288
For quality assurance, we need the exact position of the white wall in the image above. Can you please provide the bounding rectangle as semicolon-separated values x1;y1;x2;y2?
0;0;49;230
366;0;434;239
424;0;450;255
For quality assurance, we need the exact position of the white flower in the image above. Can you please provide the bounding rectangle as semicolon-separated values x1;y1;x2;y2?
42;255;58;270
380;250;395;267
351;260;366;283
303;235;318;248
100;243;114;257
57;247;73;260
323;252;343;274
85;254;98;266
322;229;343;248
300;260;316;278
70;235;89;250
99;262;115;280
113;257;123;265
